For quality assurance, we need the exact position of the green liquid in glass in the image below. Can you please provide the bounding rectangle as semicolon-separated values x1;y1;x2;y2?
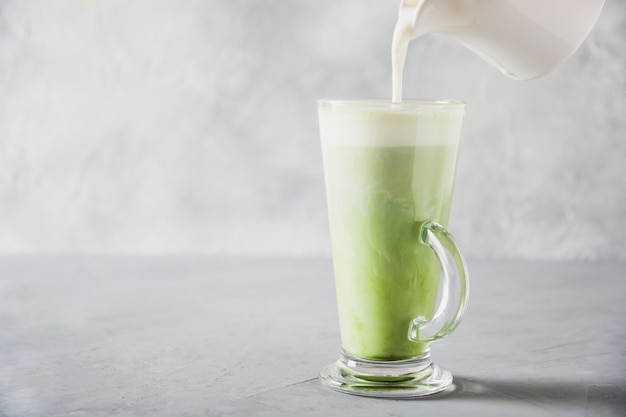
323;144;460;360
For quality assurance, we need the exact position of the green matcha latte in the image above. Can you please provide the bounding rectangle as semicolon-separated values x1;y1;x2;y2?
319;100;465;361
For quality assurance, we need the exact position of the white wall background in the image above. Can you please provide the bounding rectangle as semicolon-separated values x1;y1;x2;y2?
0;0;624;259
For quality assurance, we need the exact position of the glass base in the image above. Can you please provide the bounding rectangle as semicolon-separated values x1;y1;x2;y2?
320;349;453;398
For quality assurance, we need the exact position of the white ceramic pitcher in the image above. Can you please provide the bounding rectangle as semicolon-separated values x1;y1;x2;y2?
396;0;606;80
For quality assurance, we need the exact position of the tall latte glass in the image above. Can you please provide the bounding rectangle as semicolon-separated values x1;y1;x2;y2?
318;100;469;397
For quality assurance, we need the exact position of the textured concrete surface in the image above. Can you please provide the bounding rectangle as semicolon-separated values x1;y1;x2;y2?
0;257;624;416
0;1;624;259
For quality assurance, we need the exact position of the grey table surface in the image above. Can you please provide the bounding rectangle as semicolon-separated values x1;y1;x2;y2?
0;256;624;417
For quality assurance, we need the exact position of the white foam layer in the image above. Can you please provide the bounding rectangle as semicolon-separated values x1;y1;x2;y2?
318;101;464;147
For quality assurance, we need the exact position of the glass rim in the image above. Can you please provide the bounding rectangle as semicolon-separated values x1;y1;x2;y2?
318;98;465;112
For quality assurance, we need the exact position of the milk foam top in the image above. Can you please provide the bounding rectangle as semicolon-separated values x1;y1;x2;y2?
318;99;465;147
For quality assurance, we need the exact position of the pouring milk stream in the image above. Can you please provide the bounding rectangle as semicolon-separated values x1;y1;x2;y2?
392;0;606;102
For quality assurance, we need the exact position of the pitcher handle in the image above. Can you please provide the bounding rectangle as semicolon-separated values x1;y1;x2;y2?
408;220;469;343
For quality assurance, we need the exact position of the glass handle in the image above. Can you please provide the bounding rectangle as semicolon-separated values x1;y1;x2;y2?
408;220;469;344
